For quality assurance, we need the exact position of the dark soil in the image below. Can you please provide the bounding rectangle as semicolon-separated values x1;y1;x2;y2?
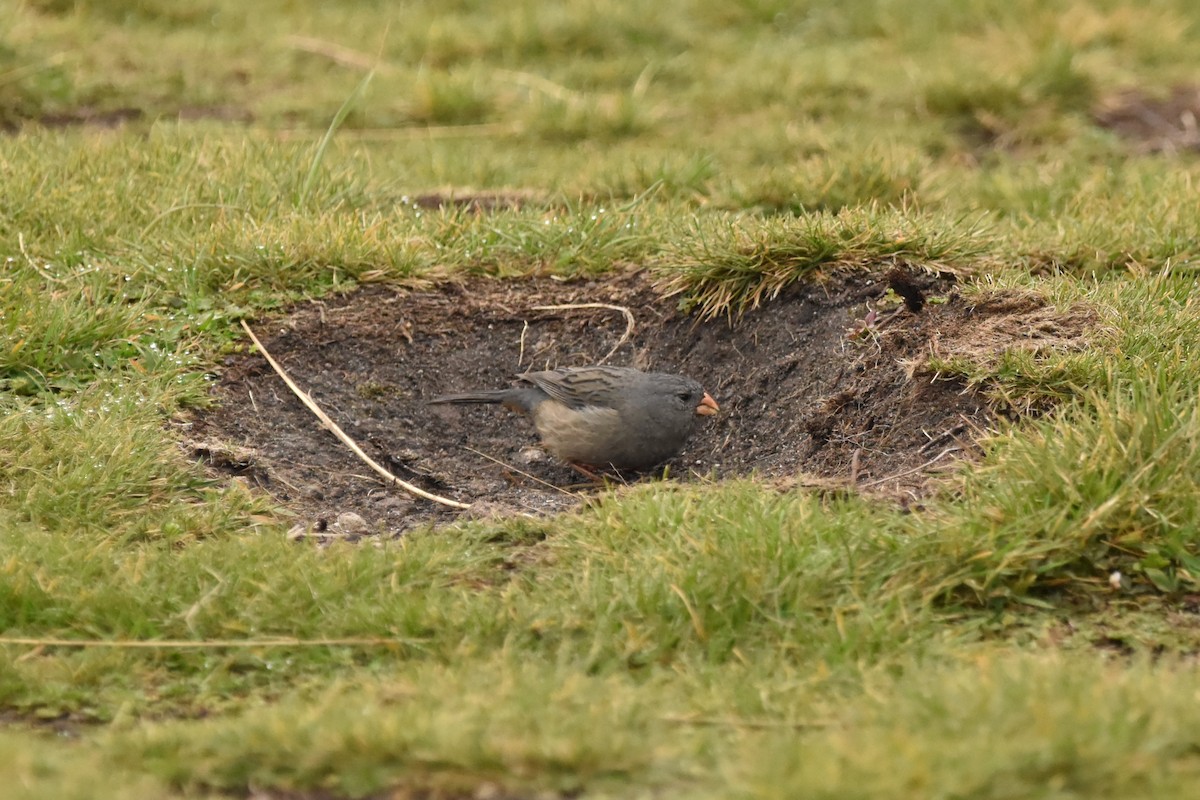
190;269;1093;535
1094;85;1200;153
1;105;253;134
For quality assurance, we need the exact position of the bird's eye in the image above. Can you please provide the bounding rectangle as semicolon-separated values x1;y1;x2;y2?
677;392;692;402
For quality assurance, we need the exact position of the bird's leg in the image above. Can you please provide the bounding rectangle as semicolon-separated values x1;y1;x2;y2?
567;461;602;482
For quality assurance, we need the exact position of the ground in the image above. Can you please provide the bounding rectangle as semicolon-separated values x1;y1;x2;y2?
194;267;1093;534
6;2;1200;797
1095;85;1200;154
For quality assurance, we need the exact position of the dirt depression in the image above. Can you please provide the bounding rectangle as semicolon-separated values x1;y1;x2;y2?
190;269;1094;535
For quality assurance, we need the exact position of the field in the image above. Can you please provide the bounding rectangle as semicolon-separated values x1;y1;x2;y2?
4;1;1200;797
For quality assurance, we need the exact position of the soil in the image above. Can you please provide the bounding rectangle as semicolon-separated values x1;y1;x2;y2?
189;268;1094;536
1094;85;1200;154
1;105;254;134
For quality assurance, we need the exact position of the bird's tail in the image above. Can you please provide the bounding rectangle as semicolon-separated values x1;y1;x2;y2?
427;390;512;405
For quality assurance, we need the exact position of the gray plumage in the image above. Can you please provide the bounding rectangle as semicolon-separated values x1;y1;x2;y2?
429;365;718;470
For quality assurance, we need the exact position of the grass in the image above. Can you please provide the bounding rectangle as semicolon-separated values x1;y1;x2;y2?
4;0;1200;796
655;207;986;318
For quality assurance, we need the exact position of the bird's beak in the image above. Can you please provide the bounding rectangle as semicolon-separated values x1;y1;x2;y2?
695;392;719;417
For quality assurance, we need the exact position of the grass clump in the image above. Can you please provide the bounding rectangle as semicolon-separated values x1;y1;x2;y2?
0;381;266;544
910;374;1200;604
0;42;75;129
735;654;1200;800
888;275;1200;602
407;67;494;126
0;270;160;394
656;208;988;318
922;40;1096;148
110;658;678;797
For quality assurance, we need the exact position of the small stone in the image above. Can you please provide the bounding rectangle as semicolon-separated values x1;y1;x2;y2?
516;447;547;464
333;512;370;535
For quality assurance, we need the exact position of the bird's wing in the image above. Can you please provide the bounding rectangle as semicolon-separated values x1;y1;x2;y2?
520;366;636;410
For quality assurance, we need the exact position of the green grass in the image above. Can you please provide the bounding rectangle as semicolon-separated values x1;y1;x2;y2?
655;207;984;318
4;0;1200;796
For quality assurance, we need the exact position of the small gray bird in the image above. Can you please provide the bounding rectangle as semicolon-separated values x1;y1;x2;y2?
429;365;719;472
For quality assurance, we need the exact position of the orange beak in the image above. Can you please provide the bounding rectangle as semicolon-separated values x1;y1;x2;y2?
695;392;719;417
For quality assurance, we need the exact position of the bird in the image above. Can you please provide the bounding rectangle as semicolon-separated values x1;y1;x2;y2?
428;365;719;473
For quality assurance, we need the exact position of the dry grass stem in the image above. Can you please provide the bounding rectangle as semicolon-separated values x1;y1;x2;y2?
284;35;384;71
532;303;636;364
240;320;471;509
859;446;961;488
464;446;578;497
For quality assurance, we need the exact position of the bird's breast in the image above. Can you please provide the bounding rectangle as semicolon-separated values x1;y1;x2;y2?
530;400;693;470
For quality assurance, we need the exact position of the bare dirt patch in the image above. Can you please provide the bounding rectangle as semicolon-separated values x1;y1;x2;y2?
1094;85;1200;153
190;270;1094;535
1;104;254;134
